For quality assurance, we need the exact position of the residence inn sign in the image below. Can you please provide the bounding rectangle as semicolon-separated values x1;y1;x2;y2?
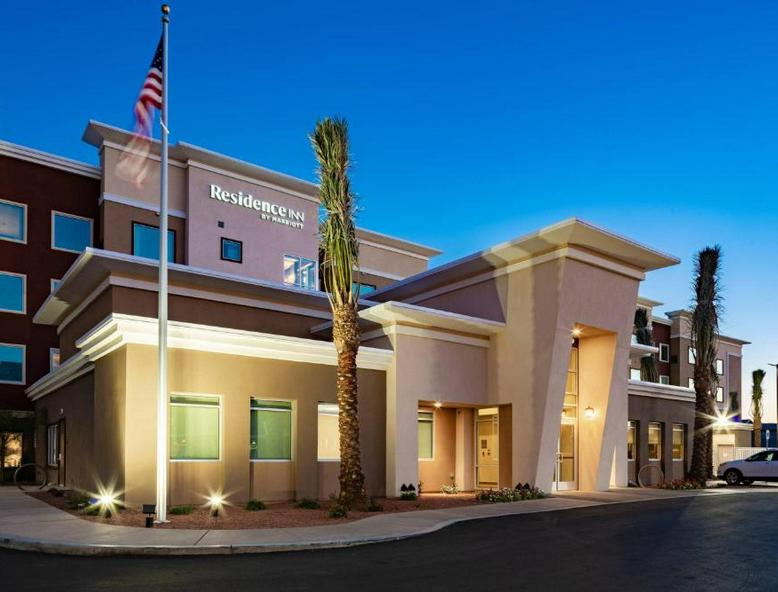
209;183;306;230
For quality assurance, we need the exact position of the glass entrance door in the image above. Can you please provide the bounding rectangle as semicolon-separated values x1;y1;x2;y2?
476;408;499;489
555;345;578;491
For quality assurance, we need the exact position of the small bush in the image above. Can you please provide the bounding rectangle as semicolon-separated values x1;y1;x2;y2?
66;490;91;509
441;484;459;495
660;479;703;490
169;505;195;515
367;497;383;512
329;503;348;518
296;498;321;509
246;499;266;511
400;492;417;501
475;486;545;503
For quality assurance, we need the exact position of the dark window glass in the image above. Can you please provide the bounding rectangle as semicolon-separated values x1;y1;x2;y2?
0;344;24;384
0;273;24;312
132;223;175;262
221;238;242;263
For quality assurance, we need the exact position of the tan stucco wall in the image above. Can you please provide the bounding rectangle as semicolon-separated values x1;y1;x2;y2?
417;407;457;492
359;242;430;279
115;344;386;507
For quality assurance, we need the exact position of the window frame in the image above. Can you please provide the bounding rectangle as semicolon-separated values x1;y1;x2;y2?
220;237;243;264
0;198;27;244
0;342;25;385
250;398;294;462
648;421;663;461
131;221;176;262
716;387;724;403
0;270;26;314
169;393;222;462
687;346;696;365
715;359;724;375
672;424;685;461
51;210;93;254
317;402;340;462
659;375;670;385
659;343;670;363
418;410;435;461
46;423;59;467
629;367;642;381
688;378;695;390
283;254;318;291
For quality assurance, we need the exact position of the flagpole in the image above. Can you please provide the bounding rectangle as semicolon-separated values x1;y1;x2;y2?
155;3;170;523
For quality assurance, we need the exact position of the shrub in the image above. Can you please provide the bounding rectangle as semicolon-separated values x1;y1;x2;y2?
329;503;348;518
475;486;545;503
400;492;417;501
441;484;459;495
66;490;92;510
367;497;383;512
660;479;703;490
169;505;195;515
246;499;266;511
296;498;321;509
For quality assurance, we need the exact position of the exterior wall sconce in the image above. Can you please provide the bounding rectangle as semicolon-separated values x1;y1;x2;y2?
584;406;596;419
433;401;443;409
572;327;582;337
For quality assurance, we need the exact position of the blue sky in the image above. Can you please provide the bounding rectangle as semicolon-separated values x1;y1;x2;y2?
2;1;777;419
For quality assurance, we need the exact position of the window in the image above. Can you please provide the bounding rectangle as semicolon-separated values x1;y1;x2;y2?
317;403;339;461
659;375;670;385
659;343;670;363
0;199;26;243
715;359;724;375
49;348;60;372
672;424;685;461
0;432;23;468
627;421;637;461
716;387;724;403
250;399;292;460
283;255;317;290
688;346;696;365
220;238;242;263
648;422;662;461
47;423;59;466
351;282;376;296
170;394;220;460
688;378;695;390
0;272;25;314
52;211;92;253
418;411;434;460
51;278;62;293
0;343;24;384
132;222;175;262
629;367;641;381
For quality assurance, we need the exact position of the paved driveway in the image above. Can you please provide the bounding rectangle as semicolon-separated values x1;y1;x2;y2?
1;492;776;591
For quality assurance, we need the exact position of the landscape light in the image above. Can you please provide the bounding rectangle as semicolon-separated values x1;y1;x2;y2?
208;492;225;517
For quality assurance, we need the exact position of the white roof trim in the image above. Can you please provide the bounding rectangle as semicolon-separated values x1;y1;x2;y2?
628;379;695;402
0;139;100;179
359;301;504;336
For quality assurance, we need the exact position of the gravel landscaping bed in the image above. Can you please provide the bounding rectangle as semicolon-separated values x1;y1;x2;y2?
28;490;479;530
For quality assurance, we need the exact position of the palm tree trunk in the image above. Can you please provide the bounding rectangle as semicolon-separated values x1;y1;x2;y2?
753;415;762;447
332;302;366;508
690;376;714;484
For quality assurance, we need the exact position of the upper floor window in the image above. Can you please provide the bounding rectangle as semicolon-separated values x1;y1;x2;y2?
0;343;25;385
715;359;724;375
659;375;670;385
629;368;641;381
49;348;60;372
0;272;25;314
659;343;670;363
50;278;62;293
283;255;317;290
688;346;696;365
132;222;175;262
220;238;242;263
716;387;724;403
0;199;26;243
688;378;695;389
52;211;92;253
351;282;376;296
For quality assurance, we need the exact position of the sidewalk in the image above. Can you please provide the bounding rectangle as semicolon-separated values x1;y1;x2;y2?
0;486;772;556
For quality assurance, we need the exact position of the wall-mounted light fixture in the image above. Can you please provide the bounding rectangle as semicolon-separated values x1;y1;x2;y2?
584;406;596;419
572;327;582;337
434;401;443;409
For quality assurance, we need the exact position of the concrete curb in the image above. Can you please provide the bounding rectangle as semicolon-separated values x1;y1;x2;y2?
1;487;773;556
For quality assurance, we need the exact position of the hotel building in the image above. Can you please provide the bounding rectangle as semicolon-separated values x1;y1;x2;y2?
0;122;748;504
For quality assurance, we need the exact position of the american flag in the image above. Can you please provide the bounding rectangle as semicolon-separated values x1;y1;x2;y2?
116;36;164;186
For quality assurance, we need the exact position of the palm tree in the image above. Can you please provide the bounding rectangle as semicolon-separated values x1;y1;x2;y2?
751;369;766;447
310;117;366;508
688;245;722;485
634;308;659;382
